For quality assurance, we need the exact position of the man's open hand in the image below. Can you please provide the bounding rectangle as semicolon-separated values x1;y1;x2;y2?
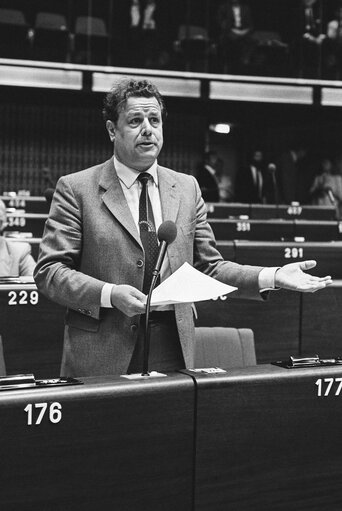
275;260;333;293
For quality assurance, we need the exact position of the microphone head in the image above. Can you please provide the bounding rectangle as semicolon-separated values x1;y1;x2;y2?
157;220;177;244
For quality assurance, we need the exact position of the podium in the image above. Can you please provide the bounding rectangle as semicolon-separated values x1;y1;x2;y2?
185;364;342;511
0;373;194;510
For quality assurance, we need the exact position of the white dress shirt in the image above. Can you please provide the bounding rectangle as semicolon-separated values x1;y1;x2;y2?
101;157;278;307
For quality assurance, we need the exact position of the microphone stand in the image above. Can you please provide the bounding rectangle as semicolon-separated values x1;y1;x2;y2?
141;270;160;376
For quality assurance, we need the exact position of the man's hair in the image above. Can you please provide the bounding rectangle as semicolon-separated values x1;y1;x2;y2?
102;78;167;124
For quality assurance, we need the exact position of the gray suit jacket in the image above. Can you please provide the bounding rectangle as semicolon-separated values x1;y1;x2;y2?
0;238;36;277
34;158;263;376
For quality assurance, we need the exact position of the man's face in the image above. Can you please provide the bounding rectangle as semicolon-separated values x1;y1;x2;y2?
107;96;163;172
253;151;263;164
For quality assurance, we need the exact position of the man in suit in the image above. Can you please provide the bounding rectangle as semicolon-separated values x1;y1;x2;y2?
235;149;265;203
34;78;332;377
0;199;36;277
216;0;255;73
197;151;221;203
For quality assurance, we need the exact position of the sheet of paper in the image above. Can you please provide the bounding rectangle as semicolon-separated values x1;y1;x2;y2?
149;262;237;306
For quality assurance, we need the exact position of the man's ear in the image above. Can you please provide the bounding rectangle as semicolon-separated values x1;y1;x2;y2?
106;120;115;142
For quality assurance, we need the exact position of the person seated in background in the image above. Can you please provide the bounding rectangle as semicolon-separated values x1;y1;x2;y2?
322;3;342;80
298;0;325;78
276;143;311;204
196;150;221;202
310;156;342;218
216;0;255;74
0;199;36;277
234;149;266;203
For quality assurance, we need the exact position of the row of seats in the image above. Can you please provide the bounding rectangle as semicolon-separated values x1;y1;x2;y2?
3;212;342;242
6;237;342;280
1;196;337;220
206;202;337;221
0;8;109;63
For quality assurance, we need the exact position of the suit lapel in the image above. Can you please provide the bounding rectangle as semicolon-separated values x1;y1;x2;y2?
99;158;142;248
158;166;182;273
158;165;180;224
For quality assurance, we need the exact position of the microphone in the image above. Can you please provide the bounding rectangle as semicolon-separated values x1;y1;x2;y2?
325;188;336;205
267;163;279;210
152;221;177;279
142;220;177;376
43;188;55;204
267;163;276;174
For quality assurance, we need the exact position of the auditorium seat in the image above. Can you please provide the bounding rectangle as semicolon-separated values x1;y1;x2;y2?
173;25;212;72
32;12;70;62
73;15;108;65
0;8;30;59
0;336;6;376
195;327;257;368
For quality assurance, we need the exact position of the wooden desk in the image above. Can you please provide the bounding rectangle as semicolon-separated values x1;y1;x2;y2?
210;218;295;241
1;195;49;213
188;364;342;511
210;218;341;242
233;240;342;279
6;212;48;238
0;373;194;510
206;203;336;221
0;283;64;377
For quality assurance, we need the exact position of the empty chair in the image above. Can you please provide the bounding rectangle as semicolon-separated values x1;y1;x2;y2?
73;15;108;65
174;25;212;71
32;12;70;62
194;327;257;369
251;31;289;76
0;8;29;59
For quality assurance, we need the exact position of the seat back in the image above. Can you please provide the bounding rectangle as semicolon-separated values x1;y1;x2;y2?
195;327;256;369
74;16;107;37
35;12;68;31
178;25;208;41
0;8;27;26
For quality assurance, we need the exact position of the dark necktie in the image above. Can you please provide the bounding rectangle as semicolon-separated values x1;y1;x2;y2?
137;172;160;294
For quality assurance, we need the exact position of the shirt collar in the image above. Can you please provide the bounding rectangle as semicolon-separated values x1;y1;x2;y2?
114;155;158;189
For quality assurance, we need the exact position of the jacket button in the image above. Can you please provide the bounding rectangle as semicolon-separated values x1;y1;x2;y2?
131;324;138;333
137;259;144;268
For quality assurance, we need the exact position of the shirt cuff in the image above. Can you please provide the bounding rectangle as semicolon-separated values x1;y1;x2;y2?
258;267;280;292
101;283;115;307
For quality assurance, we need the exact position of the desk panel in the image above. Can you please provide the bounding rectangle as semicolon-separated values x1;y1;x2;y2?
190;364;342;511
0;374;194;510
206;203;336;221
6;212;48;238
210;219;295;241
0;285;64;377
234;241;342;278
195;290;300;362
294;220;341;241
1;195;49;213
206;203;251;219
253;204;336;221
301;282;342;357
